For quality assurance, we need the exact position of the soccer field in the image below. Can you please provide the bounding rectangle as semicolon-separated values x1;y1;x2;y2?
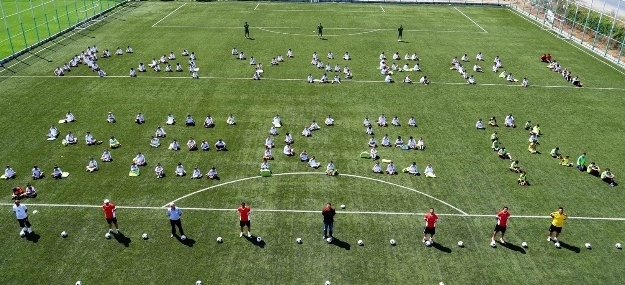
1;1;625;284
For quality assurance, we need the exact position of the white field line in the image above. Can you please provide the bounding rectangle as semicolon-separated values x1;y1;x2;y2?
260;9;380;12
0;0;56;20
166;172;468;215
253;3;260;11
4;74;623;91
0;15;61;44
0;3;131;74
150;25;484;34
380;5;385;12
454;7;488;33
151;3;186;28
78;3;101;14
2;202;625;221
509;8;625;77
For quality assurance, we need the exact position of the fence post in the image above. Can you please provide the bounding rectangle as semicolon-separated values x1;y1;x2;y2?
14;1;29;51
0;1;16;56
53;0;63;34
28;1;41;44
559;0;570;34
581;0;593;44
591;0;607;50
41;0;53;38
604;0;620;56
568;2;579;40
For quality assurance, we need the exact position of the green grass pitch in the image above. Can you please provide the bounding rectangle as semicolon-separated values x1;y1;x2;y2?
1;1;625;284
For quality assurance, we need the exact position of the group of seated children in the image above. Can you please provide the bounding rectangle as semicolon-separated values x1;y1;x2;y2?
370;160;436;177
11;184;37;200
553;151;616;186
364;115;417;134
164;138;226;152
545;56;583;87
138;49;198;78
450;56;476;84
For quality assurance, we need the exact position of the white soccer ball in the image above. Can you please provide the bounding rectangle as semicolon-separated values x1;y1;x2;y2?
142;233;149;240
457;241;464;247
105;233;112;239
554;242;561;248
326;237;333;243
19;231;25;237
256;236;262;242
181;235;187;241
296;238;302;244
75;281;82;285
585;243;592;249
616;243;622;249
196;281;202;285
357;239;364;246
340;204;346;209
490;241;497;248
325;281;331;285
217;237;223;243
61;231;68;238
521;241;528;248
389;239;396;245
425;240;432;247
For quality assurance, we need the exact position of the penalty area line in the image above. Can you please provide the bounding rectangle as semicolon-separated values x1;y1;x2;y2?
253;3;260;10
2;203;625;221
152;3;187;28
454;7;488;33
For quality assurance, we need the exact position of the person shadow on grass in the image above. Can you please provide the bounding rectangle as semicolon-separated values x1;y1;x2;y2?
329;237;350;250
174;234;196;247
245;235;266;248
500;241;526;254
432;242;451;253
114;232;132;247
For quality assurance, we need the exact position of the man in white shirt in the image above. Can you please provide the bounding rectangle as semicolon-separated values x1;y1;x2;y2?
166;202;186;239
13;200;33;236
4;165;16;179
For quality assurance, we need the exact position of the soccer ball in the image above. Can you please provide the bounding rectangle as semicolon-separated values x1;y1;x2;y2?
585;243;592;249
357;239;364;246
75;281;82;285
554;242;561;248
425;240;432;247
181;235;187;241
296;238;302;244
340;204;346;209
389;239;396;245
196;281;202;285
217;237;223;243
616;243;622;249
457;241;464;247
490;241;497;248
105;233;112;239
142;233;149;240
326;237;333;243
256;236;262;242
521;241;528;248
325;281;331;285
61;231;68;238
19;231;25;237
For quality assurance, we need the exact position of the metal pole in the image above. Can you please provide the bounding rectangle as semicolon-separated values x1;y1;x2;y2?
581;0;594;43
604;0;621;56
14;1;29;50
53;0;63;33
74;0;80;25
618;35;624;64
591;0;607;48
0;0;16;56
82;0;88;19
28;0;41;43
63;0;71;26
40;0;52;38
559;0;570;34
568;2;579;39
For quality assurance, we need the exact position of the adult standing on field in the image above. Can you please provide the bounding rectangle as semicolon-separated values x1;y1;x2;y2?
167;202;186;240
244;21;250;39
13;200;33;236
237;202;252;238
317;23;323;39
102;199;120;235
397;24;403;42
491;206;510;244
547;207;567;242
322;203;336;239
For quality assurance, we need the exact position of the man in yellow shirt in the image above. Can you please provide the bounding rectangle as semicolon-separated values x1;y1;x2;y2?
547;207;567;242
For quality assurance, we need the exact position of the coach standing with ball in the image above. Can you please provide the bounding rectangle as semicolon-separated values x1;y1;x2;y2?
167;202;186;240
13;200;33;236
322;203;336;240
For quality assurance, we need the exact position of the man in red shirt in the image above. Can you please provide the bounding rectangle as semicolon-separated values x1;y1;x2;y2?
492;206;511;244
422;208;438;244
237;202;252;238
102;199;119;234
322;203;336;240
